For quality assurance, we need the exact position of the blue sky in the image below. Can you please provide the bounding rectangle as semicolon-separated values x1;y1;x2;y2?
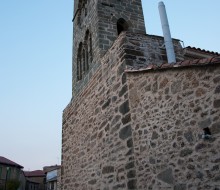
0;1;219;170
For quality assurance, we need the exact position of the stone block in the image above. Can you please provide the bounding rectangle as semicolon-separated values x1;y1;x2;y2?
119;125;132;140
174;184;186;190
215;85;220;94
171;80;181;94
214;99;220;108
157;168;174;185
102;166;114;174
198;118;212;129
119;100;130;115
211;122;220;134
180;148;193;157
127;179;137;189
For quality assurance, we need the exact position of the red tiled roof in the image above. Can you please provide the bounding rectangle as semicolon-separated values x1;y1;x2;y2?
125;56;220;73
185;46;220;56
24;170;45;177
0;156;23;168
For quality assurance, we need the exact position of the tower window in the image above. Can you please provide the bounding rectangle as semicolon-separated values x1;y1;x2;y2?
117;18;129;35
82;48;86;73
77;43;83;81
77;30;93;81
85;30;93;66
89;33;93;63
84;43;89;72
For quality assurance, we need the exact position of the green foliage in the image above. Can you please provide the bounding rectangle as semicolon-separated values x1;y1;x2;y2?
6;180;20;190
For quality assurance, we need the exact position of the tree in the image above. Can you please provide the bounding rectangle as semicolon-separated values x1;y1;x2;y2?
6;180;20;190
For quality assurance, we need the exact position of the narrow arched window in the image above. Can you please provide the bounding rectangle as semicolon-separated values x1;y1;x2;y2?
77;43;83;81
85;31;89;70
85;47;89;71
117;18;129;35
84;0;88;16
82;48;86;73
77;30;92;81
77;55;82;80
85;30;93;66
89;33;93;63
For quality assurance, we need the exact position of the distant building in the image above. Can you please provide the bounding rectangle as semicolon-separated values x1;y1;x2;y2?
18;172;26;190
24;170;45;190
25;179;39;190
43;166;59;175
45;166;61;190
0;156;25;190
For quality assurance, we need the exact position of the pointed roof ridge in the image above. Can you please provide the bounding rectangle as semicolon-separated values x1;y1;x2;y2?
0;156;23;168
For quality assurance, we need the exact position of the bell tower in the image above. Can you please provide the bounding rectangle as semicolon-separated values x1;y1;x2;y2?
72;0;146;96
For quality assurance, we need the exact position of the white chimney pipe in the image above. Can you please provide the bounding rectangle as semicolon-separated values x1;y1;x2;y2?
158;1;176;64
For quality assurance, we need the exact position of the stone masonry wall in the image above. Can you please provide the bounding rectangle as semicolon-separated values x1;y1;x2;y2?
123;33;184;69
63;30;220;189
127;65;220;189
62;32;137;190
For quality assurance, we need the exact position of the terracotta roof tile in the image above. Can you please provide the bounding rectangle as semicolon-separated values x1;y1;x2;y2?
186;46;220;55
190;59;200;65
160;63;171;69
211;56;220;64
179;60;191;66
125;56;220;73
198;58;211;64
24;170;45;177
0;156;23;168
145;64;157;70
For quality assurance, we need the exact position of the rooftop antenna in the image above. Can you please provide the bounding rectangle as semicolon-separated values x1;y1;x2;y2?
158;1;176;64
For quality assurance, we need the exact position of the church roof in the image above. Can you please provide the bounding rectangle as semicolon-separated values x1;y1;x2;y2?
125;56;220;73
185;46;220;56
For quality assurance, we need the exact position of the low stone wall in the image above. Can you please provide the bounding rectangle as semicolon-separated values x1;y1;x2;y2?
127;65;220;189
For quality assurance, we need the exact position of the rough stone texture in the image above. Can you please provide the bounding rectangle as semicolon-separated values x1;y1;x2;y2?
57;168;61;190
214;99;220;108
157;168;174;185
198;118;212;129
71;0;184;97
62;33;136;190
127;64;220;189
174;184;187;190
211;122;220;134
62;29;220;189
72;0;147;97
62;1;220;189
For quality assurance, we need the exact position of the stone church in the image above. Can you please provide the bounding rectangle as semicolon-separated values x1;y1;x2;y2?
62;0;220;189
